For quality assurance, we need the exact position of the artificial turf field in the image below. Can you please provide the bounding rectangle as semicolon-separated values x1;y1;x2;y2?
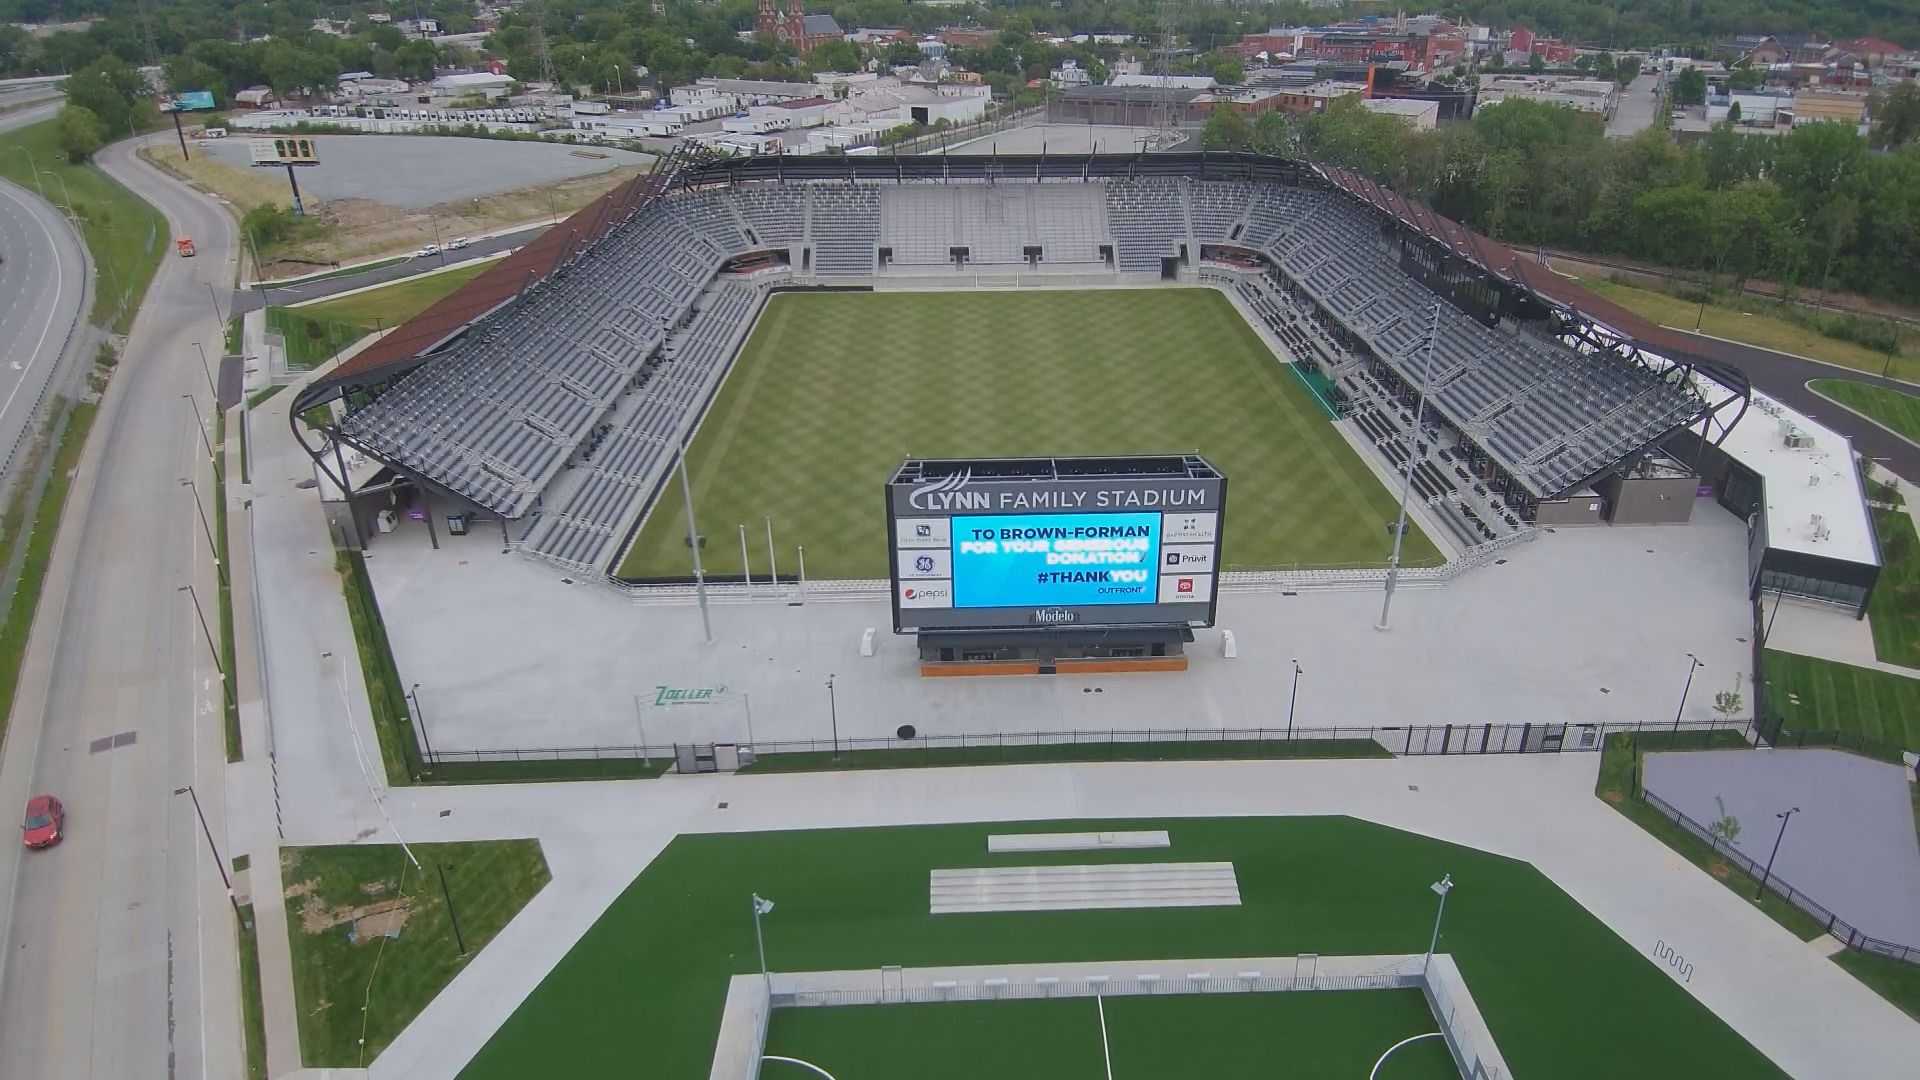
454;816;1782;1080
616;289;1441;580
762;991;1459;1079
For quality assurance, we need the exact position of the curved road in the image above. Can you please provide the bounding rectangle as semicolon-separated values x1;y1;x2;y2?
0;127;242;1079
0;99;88;482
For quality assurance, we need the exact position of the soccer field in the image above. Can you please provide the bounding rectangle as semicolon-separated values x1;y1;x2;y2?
762;991;1460;1079
615;289;1441;580
455;816;1783;1080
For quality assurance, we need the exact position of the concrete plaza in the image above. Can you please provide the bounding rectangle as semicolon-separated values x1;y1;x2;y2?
361;506;1756;755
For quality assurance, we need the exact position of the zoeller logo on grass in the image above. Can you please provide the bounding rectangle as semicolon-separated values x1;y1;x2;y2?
654;684;726;706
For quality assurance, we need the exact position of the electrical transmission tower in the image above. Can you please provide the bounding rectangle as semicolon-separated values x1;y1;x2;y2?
1150;0;1183;150
527;0;558;86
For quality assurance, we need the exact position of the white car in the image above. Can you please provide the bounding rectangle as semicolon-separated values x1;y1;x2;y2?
445;237;471;251
413;244;440;257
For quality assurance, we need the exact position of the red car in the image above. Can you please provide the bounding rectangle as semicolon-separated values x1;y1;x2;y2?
21;795;63;849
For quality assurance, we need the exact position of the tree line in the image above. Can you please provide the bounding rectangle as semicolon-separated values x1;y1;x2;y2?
1203;94;1920;306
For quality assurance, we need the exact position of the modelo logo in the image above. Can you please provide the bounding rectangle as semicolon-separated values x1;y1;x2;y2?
907;469;990;511
1031;607;1079;624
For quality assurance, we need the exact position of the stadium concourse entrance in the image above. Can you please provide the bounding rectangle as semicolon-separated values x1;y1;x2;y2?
917;628;1194;676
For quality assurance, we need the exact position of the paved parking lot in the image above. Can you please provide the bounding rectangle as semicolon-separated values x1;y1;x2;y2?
1645;748;1920;944
196;134;650;206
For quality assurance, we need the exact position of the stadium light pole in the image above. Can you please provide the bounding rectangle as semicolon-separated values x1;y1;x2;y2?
1424;873;1453;974
1755;807;1800;902
1286;659;1302;741
172;785;242;918
1377;303;1442;632
765;516;779;591
675;447;713;643
178;478;226;588
182;393;214;462
751;893;775;993
1671;653;1703;735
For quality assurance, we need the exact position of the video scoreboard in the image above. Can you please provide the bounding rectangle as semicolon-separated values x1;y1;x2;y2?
886;456;1226;634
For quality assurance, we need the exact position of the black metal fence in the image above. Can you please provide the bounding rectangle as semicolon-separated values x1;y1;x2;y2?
1639;787;1920;966
422;717;1757;768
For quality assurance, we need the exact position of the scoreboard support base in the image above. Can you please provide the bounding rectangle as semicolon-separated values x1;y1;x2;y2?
915;627;1192;677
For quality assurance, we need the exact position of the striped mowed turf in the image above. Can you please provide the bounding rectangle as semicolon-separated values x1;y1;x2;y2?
617;289;1438;580
1762;648;1920;753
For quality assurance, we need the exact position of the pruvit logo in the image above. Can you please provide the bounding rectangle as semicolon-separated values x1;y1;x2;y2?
907;469;989;511
1160;544;1216;573
900;583;952;608
1030;607;1079;625
1162;511;1218;544
895;517;950;549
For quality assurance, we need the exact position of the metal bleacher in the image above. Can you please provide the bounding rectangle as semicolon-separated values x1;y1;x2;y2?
337;158;1701;575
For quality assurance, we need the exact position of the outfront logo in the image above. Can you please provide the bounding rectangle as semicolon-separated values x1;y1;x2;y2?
907;468;989;511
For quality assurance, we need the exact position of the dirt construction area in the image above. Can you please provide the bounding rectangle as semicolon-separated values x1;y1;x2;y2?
140;133;651;276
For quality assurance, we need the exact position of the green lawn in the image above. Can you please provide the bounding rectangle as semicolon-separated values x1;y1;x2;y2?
282;839;550;1068
267;259;496;369
1580;279;1917;382
236;903;269;1080
1864;507;1920;668
0;401;95;742
1762;648;1920;754
763;991;1458;1079
618;289;1438;581
1810;379;1920;444
457;817;1782;1080
0;118;168;335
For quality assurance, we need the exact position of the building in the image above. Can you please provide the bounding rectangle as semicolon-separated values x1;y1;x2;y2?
431;71;515;101
1478;75;1618;117
1829;36;1909;69
674;78;819;110
1707;89;1793;126
1506;27;1577;65
1792;90;1868;127
234;85;277;108
1112;73;1217;90
756;0;843;55
1050;59;1093;88
1361;96;1439;130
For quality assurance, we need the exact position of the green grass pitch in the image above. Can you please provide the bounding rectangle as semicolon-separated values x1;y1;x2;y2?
454;816;1783;1080
762;991;1460;1079
616;289;1441;580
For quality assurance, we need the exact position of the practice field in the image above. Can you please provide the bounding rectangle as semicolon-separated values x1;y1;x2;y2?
454;816;1782;1080
763;991;1459;1079
616;289;1440;580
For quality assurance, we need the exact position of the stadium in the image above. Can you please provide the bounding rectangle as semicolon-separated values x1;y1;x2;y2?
289;150;1760;607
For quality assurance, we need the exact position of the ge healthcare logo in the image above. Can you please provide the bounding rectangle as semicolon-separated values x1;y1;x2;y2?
915;524;932;538
1176;577;1195;594
914;554;936;573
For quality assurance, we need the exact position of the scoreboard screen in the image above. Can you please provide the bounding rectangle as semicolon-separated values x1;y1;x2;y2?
887;457;1225;634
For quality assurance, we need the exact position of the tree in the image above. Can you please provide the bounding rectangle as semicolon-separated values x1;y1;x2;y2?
57;105;106;163
1728;64;1764;92
1205;54;1243;85
1726;100;1741;125
64;55;150;137
1674;67;1707;105
1870;81;1920;149
886;41;923;67
392;38;438;81
807;39;861;75
1713;688;1743;722
1527;51;1545;73
1707;795;1742;849
1199;104;1251;151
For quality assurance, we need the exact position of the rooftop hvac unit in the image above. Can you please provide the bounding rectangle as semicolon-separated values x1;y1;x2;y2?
1784;428;1815;449
1810;513;1831;541
1808;473;1821;487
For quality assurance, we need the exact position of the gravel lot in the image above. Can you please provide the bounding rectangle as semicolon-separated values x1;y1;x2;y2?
197;134;651;207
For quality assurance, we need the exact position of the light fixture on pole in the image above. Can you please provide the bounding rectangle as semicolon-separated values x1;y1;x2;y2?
1755;807;1800;902
1424;873;1453;973
1671;653;1703;735
751;893;775;992
193;341;218;399
173;785;242;918
1286;659;1302;740
179;478;226;587
825;674;839;759
1378;303;1441;632
675;446;712;643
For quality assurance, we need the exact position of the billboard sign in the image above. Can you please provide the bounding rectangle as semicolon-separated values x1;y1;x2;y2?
170;91;217;112
886;457;1226;634
250;136;321;167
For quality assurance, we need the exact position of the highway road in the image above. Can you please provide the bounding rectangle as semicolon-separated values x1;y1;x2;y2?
0;99;87;481
0;125;243;1080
